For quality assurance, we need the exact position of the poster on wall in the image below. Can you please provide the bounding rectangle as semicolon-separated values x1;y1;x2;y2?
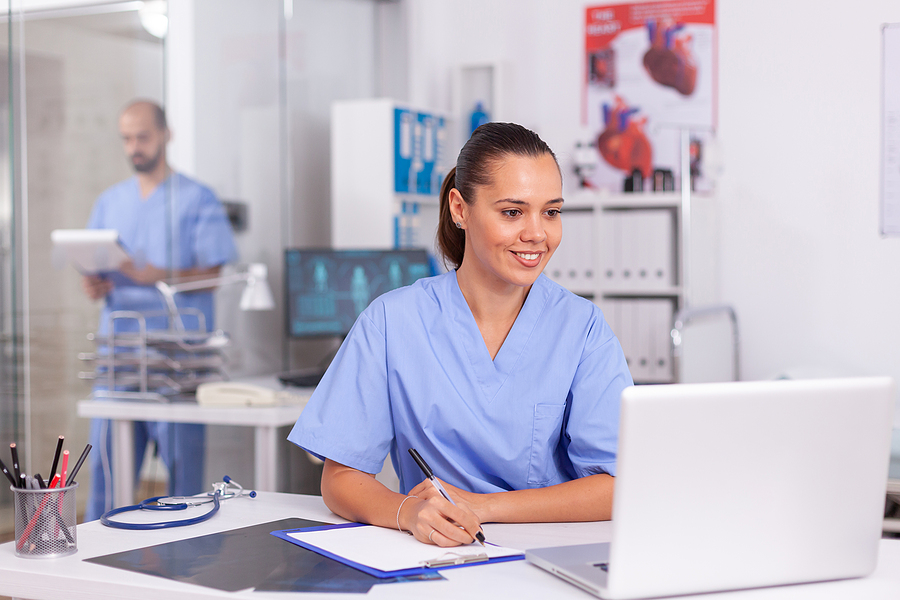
583;0;716;192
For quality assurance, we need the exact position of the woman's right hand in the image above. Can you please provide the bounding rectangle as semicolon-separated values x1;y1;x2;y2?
398;494;482;547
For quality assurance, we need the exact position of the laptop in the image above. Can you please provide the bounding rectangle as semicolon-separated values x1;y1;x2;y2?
526;377;896;599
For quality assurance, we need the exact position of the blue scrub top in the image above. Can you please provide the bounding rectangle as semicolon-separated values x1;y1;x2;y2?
289;270;632;495
87;173;238;333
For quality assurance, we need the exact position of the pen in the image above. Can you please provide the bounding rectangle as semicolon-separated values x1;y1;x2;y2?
408;448;486;546
49;435;64;483
68;444;92;485
10;443;21;488
0;456;18;488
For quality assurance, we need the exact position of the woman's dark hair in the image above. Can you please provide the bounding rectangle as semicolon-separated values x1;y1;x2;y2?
437;122;559;270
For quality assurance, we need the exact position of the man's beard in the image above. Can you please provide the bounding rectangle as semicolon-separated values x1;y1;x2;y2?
130;149;162;173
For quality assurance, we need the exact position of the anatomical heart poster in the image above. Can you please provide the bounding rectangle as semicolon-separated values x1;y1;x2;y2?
584;0;716;191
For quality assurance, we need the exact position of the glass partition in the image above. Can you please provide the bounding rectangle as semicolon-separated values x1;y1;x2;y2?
0;0;391;527
0;1;165;525
0;0;20;523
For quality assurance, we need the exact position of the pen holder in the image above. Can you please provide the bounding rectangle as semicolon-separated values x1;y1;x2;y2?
12;483;78;558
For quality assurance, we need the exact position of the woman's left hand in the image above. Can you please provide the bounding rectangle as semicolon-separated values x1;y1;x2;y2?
409;478;493;523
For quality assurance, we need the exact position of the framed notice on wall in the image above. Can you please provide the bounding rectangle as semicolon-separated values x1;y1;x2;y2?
584;1;716;192
882;23;900;236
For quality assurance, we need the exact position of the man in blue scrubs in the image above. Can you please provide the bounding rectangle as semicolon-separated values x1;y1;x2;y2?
82;100;237;520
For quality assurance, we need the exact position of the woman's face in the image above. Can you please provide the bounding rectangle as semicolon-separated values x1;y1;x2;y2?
452;153;563;291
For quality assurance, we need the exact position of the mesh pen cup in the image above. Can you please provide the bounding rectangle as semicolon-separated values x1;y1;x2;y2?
13;483;78;558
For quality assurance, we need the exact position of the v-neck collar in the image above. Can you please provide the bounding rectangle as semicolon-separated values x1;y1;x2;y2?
132;172;174;203
448;270;551;403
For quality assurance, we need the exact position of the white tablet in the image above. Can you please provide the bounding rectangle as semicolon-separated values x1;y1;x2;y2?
50;229;131;274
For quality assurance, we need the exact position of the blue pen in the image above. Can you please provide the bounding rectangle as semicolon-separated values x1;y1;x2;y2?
408;448;486;546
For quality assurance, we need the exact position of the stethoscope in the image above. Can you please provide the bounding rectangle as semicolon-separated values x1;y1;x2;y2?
100;476;256;530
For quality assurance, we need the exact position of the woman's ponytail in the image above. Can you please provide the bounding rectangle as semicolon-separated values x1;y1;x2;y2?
436;167;465;270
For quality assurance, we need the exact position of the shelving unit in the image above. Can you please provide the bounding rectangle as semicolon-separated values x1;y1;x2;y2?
547;149;718;385
331;99;450;256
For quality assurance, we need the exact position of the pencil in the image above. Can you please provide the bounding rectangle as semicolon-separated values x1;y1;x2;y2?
0;456;17;488
59;450;70;488
49;435;64;482
10;443;21;488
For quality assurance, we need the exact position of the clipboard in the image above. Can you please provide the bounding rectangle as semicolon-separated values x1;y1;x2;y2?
50;229;131;274
271;522;525;578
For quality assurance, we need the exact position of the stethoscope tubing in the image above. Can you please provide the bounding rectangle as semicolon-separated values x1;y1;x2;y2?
100;491;221;529
99;477;255;529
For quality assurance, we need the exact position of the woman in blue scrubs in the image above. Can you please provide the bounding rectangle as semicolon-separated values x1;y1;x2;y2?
289;123;632;547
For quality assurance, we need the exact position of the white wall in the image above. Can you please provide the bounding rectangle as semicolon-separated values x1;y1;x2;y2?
405;0;900;407
717;1;900;388
407;0;588;182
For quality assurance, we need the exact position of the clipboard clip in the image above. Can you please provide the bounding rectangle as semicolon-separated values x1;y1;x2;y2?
422;551;489;568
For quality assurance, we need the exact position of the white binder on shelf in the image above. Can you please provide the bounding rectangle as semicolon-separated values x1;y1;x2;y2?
633;212;651;288
632;299;653;383
597;297;619;338
616;299;637;376
646;209;675;290
626;210;674;291
647;298;675;383
619;211;637;286
600;210;620;288
562;210;580;289
569;209;594;293
547;217;567;285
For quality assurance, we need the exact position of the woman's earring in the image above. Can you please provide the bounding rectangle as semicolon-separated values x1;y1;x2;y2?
455;222;462;229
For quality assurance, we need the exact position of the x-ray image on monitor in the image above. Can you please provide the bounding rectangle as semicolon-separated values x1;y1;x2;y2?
285;248;433;339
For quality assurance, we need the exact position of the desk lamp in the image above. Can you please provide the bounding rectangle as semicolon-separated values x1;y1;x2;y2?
155;263;275;331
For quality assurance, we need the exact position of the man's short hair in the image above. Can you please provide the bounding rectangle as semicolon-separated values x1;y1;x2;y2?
123;100;167;132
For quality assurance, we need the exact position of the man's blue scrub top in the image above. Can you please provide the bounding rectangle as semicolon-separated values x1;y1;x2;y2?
289;270;632;495
87;173;237;333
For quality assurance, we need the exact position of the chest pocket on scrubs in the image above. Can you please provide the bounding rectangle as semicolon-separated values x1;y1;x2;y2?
527;403;567;486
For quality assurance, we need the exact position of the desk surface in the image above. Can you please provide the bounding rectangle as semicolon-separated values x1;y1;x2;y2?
76;396;311;427
2;493;900;600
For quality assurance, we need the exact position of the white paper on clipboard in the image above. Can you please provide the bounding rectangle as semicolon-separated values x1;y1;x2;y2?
286;524;522;574
881;23;900;236
50;229;131;274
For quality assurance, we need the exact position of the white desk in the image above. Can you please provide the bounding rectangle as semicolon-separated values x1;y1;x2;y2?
76;393;312;508
1;493;900;600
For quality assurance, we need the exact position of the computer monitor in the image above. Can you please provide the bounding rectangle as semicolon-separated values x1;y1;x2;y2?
285;248;433;339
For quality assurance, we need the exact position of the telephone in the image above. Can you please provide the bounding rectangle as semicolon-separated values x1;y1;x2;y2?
196;382;286;407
